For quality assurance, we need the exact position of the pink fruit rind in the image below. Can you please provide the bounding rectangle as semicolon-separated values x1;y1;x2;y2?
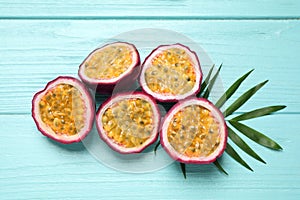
96;92;160;154
139;43;203;102
32;76;95;144
78;42;141;93
160;97;227;164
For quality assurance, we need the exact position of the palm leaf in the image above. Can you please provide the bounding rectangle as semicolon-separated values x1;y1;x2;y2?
231;105;286;121
214;160;228;175
229;121;282;150
203;64;223;99
154;141;161;155
228;126;266;164
198;64;215;96
161;102;176;112
224;80;268;117
225;143;253;171
215;69;254;108
159;65;284;177
180;163;186;179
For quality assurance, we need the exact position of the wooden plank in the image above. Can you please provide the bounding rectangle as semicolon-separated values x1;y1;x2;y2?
0;0;299;18
0;20;299;114
0;113;298;199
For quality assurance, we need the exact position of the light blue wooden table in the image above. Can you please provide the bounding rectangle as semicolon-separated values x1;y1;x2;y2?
1;1;300;199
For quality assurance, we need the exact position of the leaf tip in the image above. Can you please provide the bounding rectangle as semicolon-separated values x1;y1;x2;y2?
218;63;223;70
180;163;187;179
244;162;254;172
269;142;283;151
263;80;269;84
277;145;283;151
247;69;255;75
214;160;229;175
154;141;161;155
261;159;267;164
219;169;229;176
244;163;254;172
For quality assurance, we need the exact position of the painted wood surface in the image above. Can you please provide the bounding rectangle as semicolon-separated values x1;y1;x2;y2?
0;0;300;18
0;1;300;199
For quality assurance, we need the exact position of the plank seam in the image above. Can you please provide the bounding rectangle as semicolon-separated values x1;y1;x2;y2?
0;16;300;20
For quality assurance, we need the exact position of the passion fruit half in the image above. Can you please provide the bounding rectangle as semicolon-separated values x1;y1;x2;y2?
96;92;160;154
160;98;227;164
32;76;95;144
78;42;140;93
139;43;202;102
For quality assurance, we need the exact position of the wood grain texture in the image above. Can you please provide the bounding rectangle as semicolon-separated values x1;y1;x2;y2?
0;20;299;114
1;0;300;199
0;0;300;19
0;114;298;199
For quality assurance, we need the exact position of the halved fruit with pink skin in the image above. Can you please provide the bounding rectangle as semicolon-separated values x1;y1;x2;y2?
78;42;140;93
96;92;160;154
160;98;227;164
139;43;202;102
32;76;95;144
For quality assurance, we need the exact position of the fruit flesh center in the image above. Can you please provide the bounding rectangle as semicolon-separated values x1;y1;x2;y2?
145;48;196;95
102;98;154;148
167;105;220;157
39;84;86;136
84;45;133;79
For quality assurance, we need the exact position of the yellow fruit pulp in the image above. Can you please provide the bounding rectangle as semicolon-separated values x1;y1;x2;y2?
102;98;154;148
84;45;133;79
145;48;196;95
39;84;86;136
167;105;221;157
